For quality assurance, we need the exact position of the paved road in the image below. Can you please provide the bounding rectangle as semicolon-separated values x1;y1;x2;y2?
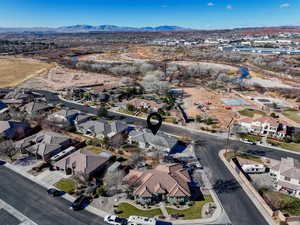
37;90;300;225
0;166;105;225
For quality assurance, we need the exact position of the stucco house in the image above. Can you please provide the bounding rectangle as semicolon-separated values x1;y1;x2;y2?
270;157;300;197
15;131;74;161
123;163;191;203
54;149;110;177
128;129;178;152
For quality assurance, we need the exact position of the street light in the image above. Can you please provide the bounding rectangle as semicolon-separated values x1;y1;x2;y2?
225;117;235;154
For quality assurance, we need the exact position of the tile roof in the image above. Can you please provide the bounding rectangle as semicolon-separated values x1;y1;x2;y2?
78;120;111;136
22;102;51;114
124;163;191;198
54;149;109;175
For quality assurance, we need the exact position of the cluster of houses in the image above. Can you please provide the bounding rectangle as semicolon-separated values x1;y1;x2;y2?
239;156;300;198
0;89;194;203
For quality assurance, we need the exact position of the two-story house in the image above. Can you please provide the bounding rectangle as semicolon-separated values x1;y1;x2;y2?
238;115;288;139
270;157;300;197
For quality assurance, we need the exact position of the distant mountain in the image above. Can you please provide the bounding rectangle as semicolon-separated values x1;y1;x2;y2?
0;24;193;34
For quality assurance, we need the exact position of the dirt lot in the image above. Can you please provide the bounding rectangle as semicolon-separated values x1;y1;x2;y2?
19;66;120;90
0;57;52;88
182;87;259;130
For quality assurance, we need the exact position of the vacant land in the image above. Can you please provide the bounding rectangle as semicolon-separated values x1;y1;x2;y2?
19;66;120;90
238;108;266;117
283;110;300;124
268;139;300;152
0;57;52;88
116;203;163;218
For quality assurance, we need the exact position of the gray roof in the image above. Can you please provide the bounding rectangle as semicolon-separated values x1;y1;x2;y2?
271;157;300;180
16;131;71;156
0;101;7;111
22;102;51;114
78;120;111;136
129;129;177;149
110;120;128;134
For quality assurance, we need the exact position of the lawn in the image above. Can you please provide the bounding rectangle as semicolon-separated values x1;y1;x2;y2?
166;195;213;220
283;110;300;124
262;191;300;216
54;178;77;193
122;144;142;152
116;203;163;218
267;139;300;152
85;145;104;154
238;108;266;118
238;133;262;142
224;151;262;163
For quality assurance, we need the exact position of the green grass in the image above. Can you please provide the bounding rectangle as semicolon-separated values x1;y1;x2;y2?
122;144;142;152
85;145;104;154
263;191;300;216
267;139;300;152
283;110;300;124
238;133;262;142
116;203;163;218
166;195;213;220
54;178;77;193
238;108;266;117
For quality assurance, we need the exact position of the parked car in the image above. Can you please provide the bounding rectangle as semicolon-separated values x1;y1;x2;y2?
246;150;266;156
104;215;127;225
71;195;92;210
47;188;61;197
240;138;256;145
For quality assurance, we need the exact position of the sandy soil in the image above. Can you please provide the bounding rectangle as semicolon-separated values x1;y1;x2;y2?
19;66;120;90
0;57;52;88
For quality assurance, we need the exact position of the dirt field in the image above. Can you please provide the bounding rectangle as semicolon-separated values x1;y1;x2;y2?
182;87;258;129
19;66;120;90
0;57;52;88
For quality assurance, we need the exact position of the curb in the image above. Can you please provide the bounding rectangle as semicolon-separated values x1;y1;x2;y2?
218;150;277;225
4;163;108;218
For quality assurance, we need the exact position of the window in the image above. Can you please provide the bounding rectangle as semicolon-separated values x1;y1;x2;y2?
284;176;291;182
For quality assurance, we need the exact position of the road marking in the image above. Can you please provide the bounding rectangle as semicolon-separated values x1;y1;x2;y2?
0;198;38;225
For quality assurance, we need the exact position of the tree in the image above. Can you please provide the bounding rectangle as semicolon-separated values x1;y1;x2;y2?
97;105;107;118
96;185;107;196
0;140;18;161
293;132;300;143
100;136;110;149
126;104;136;112
141;70;169;94
104;170;125;195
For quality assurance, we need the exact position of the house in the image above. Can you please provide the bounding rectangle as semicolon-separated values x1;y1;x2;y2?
47;109;81;125
123;163;191;203
0;121;29;140
0;101;8;113
76;119;128;147
270;157;300;197
238;115;289;139
15;131;74;161
54;149;110;177
2;89;33;104
21;102;52;114
128;129;178;152
76;120;111;139
122;98;165;112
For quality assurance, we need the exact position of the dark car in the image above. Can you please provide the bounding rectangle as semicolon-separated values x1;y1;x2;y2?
246;150;265;156
47;188;61;197
71;195;92;210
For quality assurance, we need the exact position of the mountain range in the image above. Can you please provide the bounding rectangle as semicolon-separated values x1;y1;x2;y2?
0;25;192;33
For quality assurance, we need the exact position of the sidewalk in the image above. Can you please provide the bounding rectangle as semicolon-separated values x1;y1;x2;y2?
4;162;108;218
219;149;277;225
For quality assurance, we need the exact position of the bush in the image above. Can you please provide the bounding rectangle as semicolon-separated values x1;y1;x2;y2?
96;185;107;196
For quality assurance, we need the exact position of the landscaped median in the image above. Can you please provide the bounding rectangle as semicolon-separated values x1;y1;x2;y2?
166;195;213;220
115;202;163;218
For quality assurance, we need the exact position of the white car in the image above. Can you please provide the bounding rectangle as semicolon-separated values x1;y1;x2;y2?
104;215;127;225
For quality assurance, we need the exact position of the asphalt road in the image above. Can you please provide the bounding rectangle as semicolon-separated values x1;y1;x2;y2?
36;90;300;225
0;166;105;225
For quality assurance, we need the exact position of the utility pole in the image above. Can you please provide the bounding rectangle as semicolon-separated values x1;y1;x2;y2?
225;117;235;154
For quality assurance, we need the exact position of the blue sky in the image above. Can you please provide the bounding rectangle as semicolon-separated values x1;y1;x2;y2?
0;0;299;29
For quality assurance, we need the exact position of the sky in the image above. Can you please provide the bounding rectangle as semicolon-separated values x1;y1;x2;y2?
0;0;299;29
